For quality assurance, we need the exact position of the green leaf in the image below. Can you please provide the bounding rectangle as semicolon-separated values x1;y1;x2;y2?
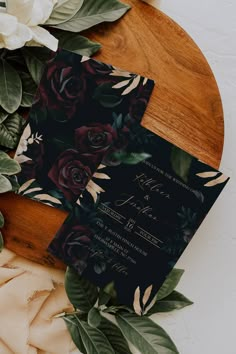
0;108;8;124
0;231;4;252
98;289;111;307
52;0;131;32
88;308;102;328
0;211;4;228
76;318;115;354
0;174;12;193
63;315;86;354
113;152;151;165
103;305;133;315
65;267;98;312
20;72;37;107
22;47;51;85
116;313;179;354
170;146;193;183
46;0;84;25
98;316;132;354
0;156;21;175
147;291;193;315
0;59;22;113
0;112;24;149
156;269;185;301
53;30;101;56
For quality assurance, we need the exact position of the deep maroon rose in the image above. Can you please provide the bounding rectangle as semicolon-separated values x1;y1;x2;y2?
75;123;117;154
62;224;92;274
38;61;86;120
48;149;93;201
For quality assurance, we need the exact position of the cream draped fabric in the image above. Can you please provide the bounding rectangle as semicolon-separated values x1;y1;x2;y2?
0;248;80;354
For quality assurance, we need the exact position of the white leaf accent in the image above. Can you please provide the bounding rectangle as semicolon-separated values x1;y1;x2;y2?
143;294;157;315
204;174;229;187
112;79;130;89
196;171;219;178
23;124;32;140
34;194;62;204
81;56;90;63
86;185;98;203
23;187;43;195
87;180;105;194
142;284;153;307
133;286;142;316
98;164;106;170
122;75;141;95
110;68;132;78
18;179;36;193
93;172;110;180
15;155;32;164
143;77;148;85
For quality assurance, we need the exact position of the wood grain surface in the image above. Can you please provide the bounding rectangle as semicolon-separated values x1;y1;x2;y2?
0;0;224;269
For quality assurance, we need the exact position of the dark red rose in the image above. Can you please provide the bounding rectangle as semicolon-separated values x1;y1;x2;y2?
62;224;92;274
48;149;93;201
38;61;86;121
75;123;117;154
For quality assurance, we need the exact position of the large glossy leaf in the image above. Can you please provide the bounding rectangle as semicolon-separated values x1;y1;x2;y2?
53;30;101;56
0;231;3;252
65;267;98;312
52;0;131;32
0;174;12;193
77;318;115;354
156;268;185;301
0;156;21;175
0;112;24;149
20;72;37;107
170;146;193;183
0;59;22;113
46;0;84;25
0;108;8;124
22;47;51;84
116;313;179;354
88;308;102;328
147;291;193;315
63;315;86;354
98;316;132;354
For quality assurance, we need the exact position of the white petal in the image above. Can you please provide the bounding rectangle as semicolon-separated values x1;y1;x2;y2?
29;26;58;51
6;0;34;25
3;23;32;50
28;0;57;26
0;12;18;36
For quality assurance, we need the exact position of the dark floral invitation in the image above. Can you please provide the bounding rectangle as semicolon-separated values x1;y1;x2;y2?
14;50;154;211
48;123;229;310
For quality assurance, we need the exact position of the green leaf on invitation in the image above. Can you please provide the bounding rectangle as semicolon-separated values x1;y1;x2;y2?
116;312;179;354
65;267;98;312
63;315;86;354
98;316;132;354
0;59;22;113
51;0;131;32
53;31;101;56
0;112;24;149
20;72;37;107
156;268;185;301
113;151;151;165
147;291;193;315
46;0;84;25
171;146;193;183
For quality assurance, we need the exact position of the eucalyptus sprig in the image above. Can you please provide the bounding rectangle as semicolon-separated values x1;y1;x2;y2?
63;267;193;354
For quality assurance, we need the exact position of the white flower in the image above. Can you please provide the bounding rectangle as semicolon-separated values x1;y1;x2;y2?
0;0;58;51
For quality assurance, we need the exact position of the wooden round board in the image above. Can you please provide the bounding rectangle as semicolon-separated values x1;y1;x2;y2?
0;0;224;269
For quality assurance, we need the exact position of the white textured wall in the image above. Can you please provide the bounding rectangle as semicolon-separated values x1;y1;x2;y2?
143;1;236;353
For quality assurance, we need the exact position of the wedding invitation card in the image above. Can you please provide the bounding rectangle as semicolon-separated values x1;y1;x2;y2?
14;50;154;211
48;123;229;308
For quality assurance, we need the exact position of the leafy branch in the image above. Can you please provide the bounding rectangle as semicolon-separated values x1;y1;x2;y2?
63;267;193;354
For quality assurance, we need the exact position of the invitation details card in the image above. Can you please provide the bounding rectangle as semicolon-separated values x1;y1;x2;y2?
49;124;229;309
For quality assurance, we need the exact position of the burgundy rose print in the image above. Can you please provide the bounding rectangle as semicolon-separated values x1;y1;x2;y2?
48;149;94;201
75;123;117;154
38;61;86;121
